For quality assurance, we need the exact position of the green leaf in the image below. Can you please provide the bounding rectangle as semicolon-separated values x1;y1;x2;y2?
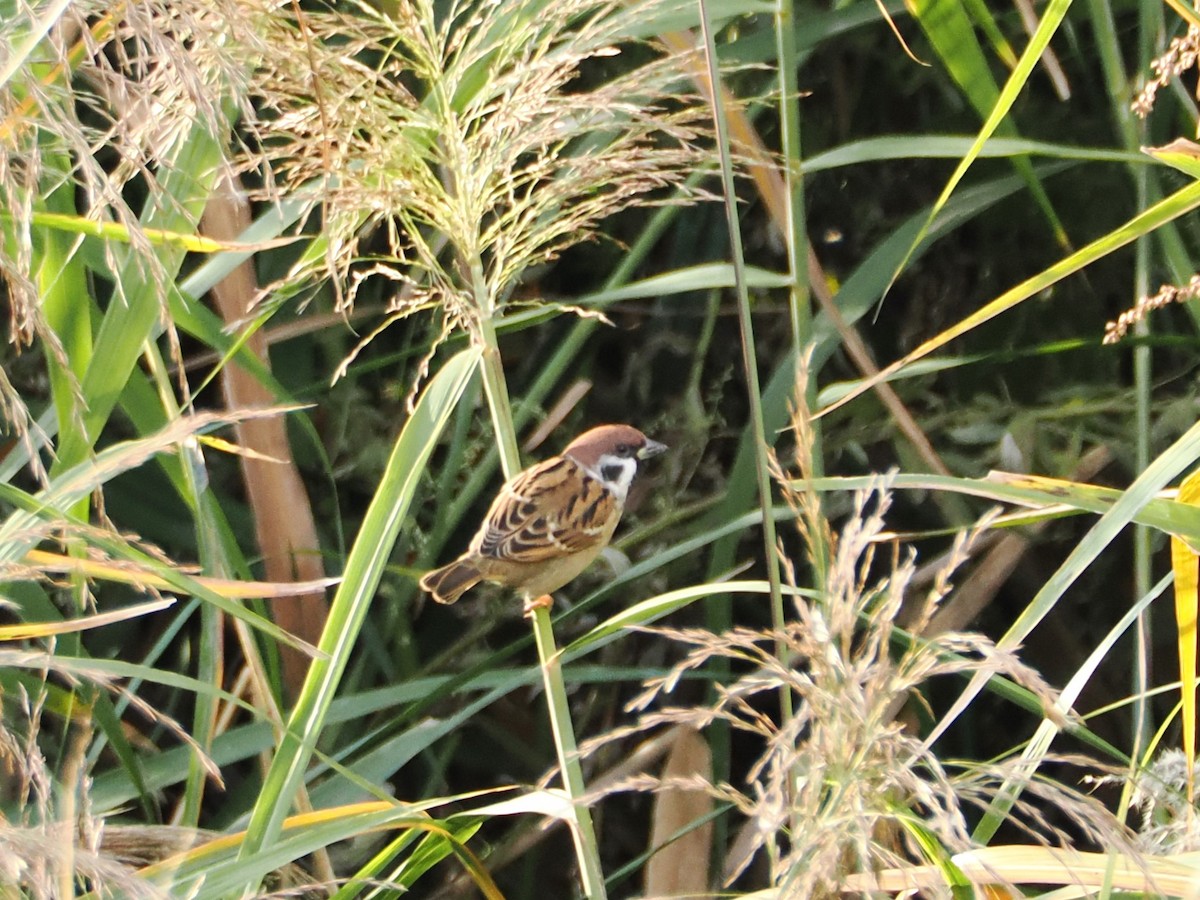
236;348;479;878
1146;138;1200;180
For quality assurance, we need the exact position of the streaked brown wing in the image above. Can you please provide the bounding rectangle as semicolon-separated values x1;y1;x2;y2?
472;457;617;563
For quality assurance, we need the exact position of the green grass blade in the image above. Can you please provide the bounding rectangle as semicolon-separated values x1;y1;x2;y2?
797;473;1200;540
803;135;1144;172
236;348;478;877
821;176;1200;416
0;0;72;88
971;572;1173;844
909;0;1068;246
566;580;809;657
888;0;1074;293
54;118;225;469
922;416;1200;758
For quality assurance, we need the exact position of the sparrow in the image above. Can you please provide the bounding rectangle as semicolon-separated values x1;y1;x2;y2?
420;424;667;612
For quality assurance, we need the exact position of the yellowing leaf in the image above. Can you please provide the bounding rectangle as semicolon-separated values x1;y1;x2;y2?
23;548;339;599
1146;138;1200;179
0;597;175;641
1172;466;1200;805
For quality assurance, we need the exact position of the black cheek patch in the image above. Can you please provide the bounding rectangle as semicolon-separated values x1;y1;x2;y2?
601;463;624;483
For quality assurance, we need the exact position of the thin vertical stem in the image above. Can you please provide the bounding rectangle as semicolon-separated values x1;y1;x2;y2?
696;2;788;647
775;0;812;359
471;275;607;898
1084;0;1156;754
774;0;827;589
1129;0;1159;761
530;603;608;899
473;263;522;475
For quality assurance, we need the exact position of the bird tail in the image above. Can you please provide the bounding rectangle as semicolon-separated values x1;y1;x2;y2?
419;560;482;604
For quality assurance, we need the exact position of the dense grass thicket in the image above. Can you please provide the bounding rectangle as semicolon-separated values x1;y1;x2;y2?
5;0;1200;896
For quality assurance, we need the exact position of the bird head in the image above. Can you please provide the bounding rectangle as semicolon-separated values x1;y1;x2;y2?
563;424;667;501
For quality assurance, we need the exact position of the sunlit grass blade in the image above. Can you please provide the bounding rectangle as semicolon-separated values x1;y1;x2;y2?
53;118;226;469
884;0;1073;292
566;581;813;658
136;800;504;899
970;571;1171;843
1147;137;1200;178
14;209;296;253
841;845;1200;894
21;548;338;599
819;176;1200;418
236;348;478;880
922;416;1200;768
0;408;298;557
0;598;175;640
803;135;1144;172
909;0;1068;247
796;472;1200;541
0;0;73;88
332;821;484;898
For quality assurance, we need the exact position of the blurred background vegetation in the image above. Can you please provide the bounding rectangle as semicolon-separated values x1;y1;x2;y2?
5;0;1200;896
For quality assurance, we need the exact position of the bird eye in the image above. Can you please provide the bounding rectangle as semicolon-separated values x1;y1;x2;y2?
615;443;633;458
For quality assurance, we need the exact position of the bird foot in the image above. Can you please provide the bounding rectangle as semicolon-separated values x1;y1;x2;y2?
523;594;554;617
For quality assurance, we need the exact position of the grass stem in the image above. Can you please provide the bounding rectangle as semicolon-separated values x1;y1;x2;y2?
474;299;608;899
530;603;609;899
696;0;788;681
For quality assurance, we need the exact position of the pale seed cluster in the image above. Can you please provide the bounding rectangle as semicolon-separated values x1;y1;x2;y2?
1132;24;1200;117
1103;274;1200;343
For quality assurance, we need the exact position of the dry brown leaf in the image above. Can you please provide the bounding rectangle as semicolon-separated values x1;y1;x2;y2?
644;726;713;898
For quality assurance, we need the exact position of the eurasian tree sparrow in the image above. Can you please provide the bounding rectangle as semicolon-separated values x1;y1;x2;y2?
420;424;666;612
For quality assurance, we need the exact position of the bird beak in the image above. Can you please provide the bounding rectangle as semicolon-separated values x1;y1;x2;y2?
638;439;668;459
